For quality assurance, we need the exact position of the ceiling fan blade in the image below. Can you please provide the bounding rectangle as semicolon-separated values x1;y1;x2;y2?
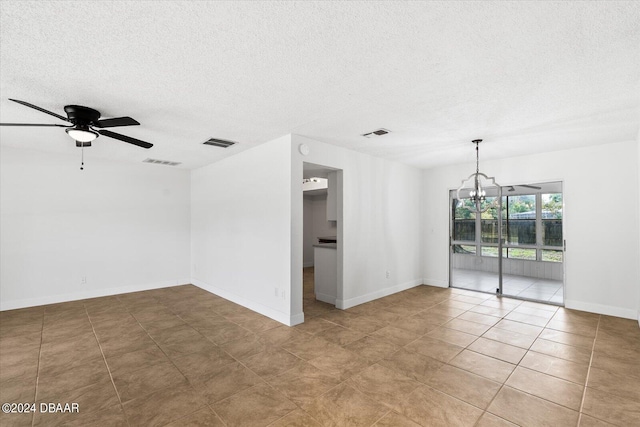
9;99;70;122
0;123;68;127
94;117;140;128
97;129;153;149
520;184;542;190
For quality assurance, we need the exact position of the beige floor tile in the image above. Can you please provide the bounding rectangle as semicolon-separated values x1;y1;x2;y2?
33;404;127;427
374;411;422;426
4;282;640;427
301;383;389;427
404;336;464;363
475;412;518;426
347;363;422;409
426;326;478;347
344;335;400;363
190;361;263;404
293;318;336;335
379;348;444;383
395;385;483;427
519;351;589;384
539;328;595;349
268;409;322;427
267;362;340;406
582;386;640;426
392;316;440;335
578;414;617;426
243;347;304;379
493;319;543;336
213;383;297;427
171;346;236;380
488;386;579;426
280;335;340;361
123;383;207;427
315;325;365;346
587;364;640;402
458;311;501;326
105;345;169;375
444;318;492;336
530;338;592;365
164;408;225;427
221;335;268;360
426;364;501;409
468;337;527;364
482;327;537;349
448;349;516;383
504;311;550;327
112;360;187;403
307;346;371;381
505;366;584;410
370;325;422;347
546;319;598;338
332;316;387;334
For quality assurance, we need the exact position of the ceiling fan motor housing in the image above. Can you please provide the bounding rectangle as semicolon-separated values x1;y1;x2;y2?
64;105;101;125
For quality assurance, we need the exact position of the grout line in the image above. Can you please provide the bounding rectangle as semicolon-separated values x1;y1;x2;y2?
577;313;600;425
31;307;45;427
84;304;132;427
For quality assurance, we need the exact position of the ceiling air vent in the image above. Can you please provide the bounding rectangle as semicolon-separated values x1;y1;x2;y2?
203;138;237;148
143;158;182;166
362;128;391;138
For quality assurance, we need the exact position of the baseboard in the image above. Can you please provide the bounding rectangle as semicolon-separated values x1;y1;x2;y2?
191;278;295;326
564;299;638;321
289;312;304;326
336;278;423;310
315;292;335;305
303;261;314;268
422;277;449;288
0;279;190;312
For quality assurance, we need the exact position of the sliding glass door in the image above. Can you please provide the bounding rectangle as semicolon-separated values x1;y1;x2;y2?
450;182;564;305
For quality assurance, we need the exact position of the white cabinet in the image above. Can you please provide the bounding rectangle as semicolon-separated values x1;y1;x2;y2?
326;171;337;221
314;245;337;305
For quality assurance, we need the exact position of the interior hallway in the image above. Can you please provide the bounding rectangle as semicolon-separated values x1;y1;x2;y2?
1;277;639;426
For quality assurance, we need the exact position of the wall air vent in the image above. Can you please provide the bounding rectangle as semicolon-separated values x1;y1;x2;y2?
202;138;237;148
142;158;182;166
362;128;391;138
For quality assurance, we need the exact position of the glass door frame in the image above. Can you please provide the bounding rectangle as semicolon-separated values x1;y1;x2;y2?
449;182;565;305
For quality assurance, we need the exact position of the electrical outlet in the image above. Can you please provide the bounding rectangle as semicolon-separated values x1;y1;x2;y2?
385;271;390;279
281;289;286;300
81;276;87;285
275;287;279;297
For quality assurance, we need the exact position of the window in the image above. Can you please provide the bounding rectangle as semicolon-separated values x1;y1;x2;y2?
451;185;563;262
453;199;475;242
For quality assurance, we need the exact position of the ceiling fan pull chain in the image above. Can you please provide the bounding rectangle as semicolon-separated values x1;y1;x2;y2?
80;144;84;170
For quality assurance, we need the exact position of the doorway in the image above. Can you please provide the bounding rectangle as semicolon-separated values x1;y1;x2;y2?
449;181;564;305
302;162;342;313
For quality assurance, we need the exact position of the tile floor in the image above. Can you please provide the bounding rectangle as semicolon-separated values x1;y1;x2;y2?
0;269;638;426
453;268;564;304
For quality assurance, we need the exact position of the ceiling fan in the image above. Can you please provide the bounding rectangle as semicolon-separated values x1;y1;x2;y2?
0;99;153;149
507;184;542;192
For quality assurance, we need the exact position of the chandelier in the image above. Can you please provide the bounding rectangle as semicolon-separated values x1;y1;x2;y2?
456;139;501;213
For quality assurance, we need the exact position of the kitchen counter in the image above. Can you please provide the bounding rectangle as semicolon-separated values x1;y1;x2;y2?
314;244;337;305
313;243;336;249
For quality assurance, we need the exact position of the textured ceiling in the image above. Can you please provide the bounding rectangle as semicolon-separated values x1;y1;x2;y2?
1;1;638;170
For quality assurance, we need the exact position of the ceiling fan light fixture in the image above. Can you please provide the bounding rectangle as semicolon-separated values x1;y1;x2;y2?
66;125;98;143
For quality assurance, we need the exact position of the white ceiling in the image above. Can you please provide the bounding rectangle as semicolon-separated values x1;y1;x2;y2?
1;1;638;170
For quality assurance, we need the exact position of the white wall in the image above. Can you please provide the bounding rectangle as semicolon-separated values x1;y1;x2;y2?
303;194;337;266
291;135;423;311
0;146;191;310
190;135;296;325
423;140;640;320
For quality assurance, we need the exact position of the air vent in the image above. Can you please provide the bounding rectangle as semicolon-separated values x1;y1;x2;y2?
202;138;237;148
362;128;391;138
142;158;181;166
